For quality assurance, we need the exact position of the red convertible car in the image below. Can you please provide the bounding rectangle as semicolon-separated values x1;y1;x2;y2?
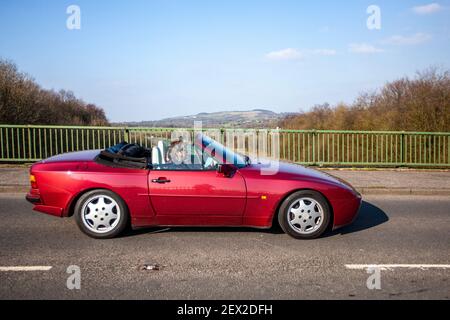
26;134;361;239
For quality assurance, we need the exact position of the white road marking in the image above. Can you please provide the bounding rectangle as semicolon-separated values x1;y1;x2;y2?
345;264;450;270
0;266;53;272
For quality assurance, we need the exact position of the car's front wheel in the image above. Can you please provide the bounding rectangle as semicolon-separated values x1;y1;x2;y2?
74;189;129;239
278;190;331;239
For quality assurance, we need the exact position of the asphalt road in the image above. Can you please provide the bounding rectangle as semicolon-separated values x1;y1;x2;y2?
0;194;449;300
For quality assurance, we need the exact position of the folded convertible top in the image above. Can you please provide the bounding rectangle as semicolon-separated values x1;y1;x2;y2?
95;142;150;169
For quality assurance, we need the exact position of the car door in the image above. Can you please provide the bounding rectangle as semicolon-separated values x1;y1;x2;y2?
148;169;247;226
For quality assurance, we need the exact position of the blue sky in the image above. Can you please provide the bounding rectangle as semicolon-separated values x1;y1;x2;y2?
1;0;449;122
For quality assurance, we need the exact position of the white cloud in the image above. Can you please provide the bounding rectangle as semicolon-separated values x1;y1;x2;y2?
412;3;442;14
348;43;384;54
265;48;336;60
311;49;337;56
383;33;432;45
265;48;303;61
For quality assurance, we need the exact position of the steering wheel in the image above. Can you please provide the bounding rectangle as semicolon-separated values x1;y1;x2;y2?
203;156;218;169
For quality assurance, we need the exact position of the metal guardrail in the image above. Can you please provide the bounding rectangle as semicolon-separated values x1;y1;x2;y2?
0;125;449;167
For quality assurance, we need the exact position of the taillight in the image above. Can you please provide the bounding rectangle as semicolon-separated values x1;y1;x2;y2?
30;174;38;189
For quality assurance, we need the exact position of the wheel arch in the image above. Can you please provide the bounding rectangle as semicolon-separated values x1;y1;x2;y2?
66;187;129;218
270;188;334;230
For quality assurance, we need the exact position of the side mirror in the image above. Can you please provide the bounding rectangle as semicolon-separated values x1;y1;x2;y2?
217;164;237;178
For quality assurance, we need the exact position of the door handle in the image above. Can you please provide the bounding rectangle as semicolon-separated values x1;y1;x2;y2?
151;178;171;184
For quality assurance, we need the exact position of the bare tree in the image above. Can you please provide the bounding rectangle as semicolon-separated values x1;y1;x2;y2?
0;59;109;126
280;67;450;132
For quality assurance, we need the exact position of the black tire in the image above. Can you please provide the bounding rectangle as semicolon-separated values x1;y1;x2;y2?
74;189;129;239
278;190;331;239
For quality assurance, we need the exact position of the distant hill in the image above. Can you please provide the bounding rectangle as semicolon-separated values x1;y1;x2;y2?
115;109;291;128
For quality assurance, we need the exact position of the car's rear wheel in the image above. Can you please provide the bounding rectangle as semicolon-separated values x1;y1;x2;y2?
74;189;129;239
278;190;331;239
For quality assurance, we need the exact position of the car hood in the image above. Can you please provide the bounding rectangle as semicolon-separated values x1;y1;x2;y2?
40;150;100;163
242;161;355;190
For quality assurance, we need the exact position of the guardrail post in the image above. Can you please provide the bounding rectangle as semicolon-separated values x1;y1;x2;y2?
312;129;316;165
124;128;130;142
220;128;225;145
400;131;405;166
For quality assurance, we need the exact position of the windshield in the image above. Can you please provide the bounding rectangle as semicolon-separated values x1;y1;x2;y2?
197;134;249;168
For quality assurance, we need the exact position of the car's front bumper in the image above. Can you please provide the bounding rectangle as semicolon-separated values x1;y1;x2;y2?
331;190;363;230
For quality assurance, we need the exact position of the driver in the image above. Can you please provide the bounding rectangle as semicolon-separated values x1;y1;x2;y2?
165;137;217;169
165;137;189;164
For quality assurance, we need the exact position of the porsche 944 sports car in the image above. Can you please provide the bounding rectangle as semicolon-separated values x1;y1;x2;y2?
26;134;361;239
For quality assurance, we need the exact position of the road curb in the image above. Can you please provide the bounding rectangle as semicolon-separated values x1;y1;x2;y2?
0;186;29;193
358;187;450;196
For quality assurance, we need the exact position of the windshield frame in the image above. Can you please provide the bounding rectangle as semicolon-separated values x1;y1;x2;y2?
195;134;249;169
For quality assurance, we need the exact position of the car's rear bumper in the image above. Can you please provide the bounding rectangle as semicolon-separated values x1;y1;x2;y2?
26;191;63;217
26;193;41;204
32;205;63;217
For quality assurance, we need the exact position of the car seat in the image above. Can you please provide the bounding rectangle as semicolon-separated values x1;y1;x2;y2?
152;140;169;165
